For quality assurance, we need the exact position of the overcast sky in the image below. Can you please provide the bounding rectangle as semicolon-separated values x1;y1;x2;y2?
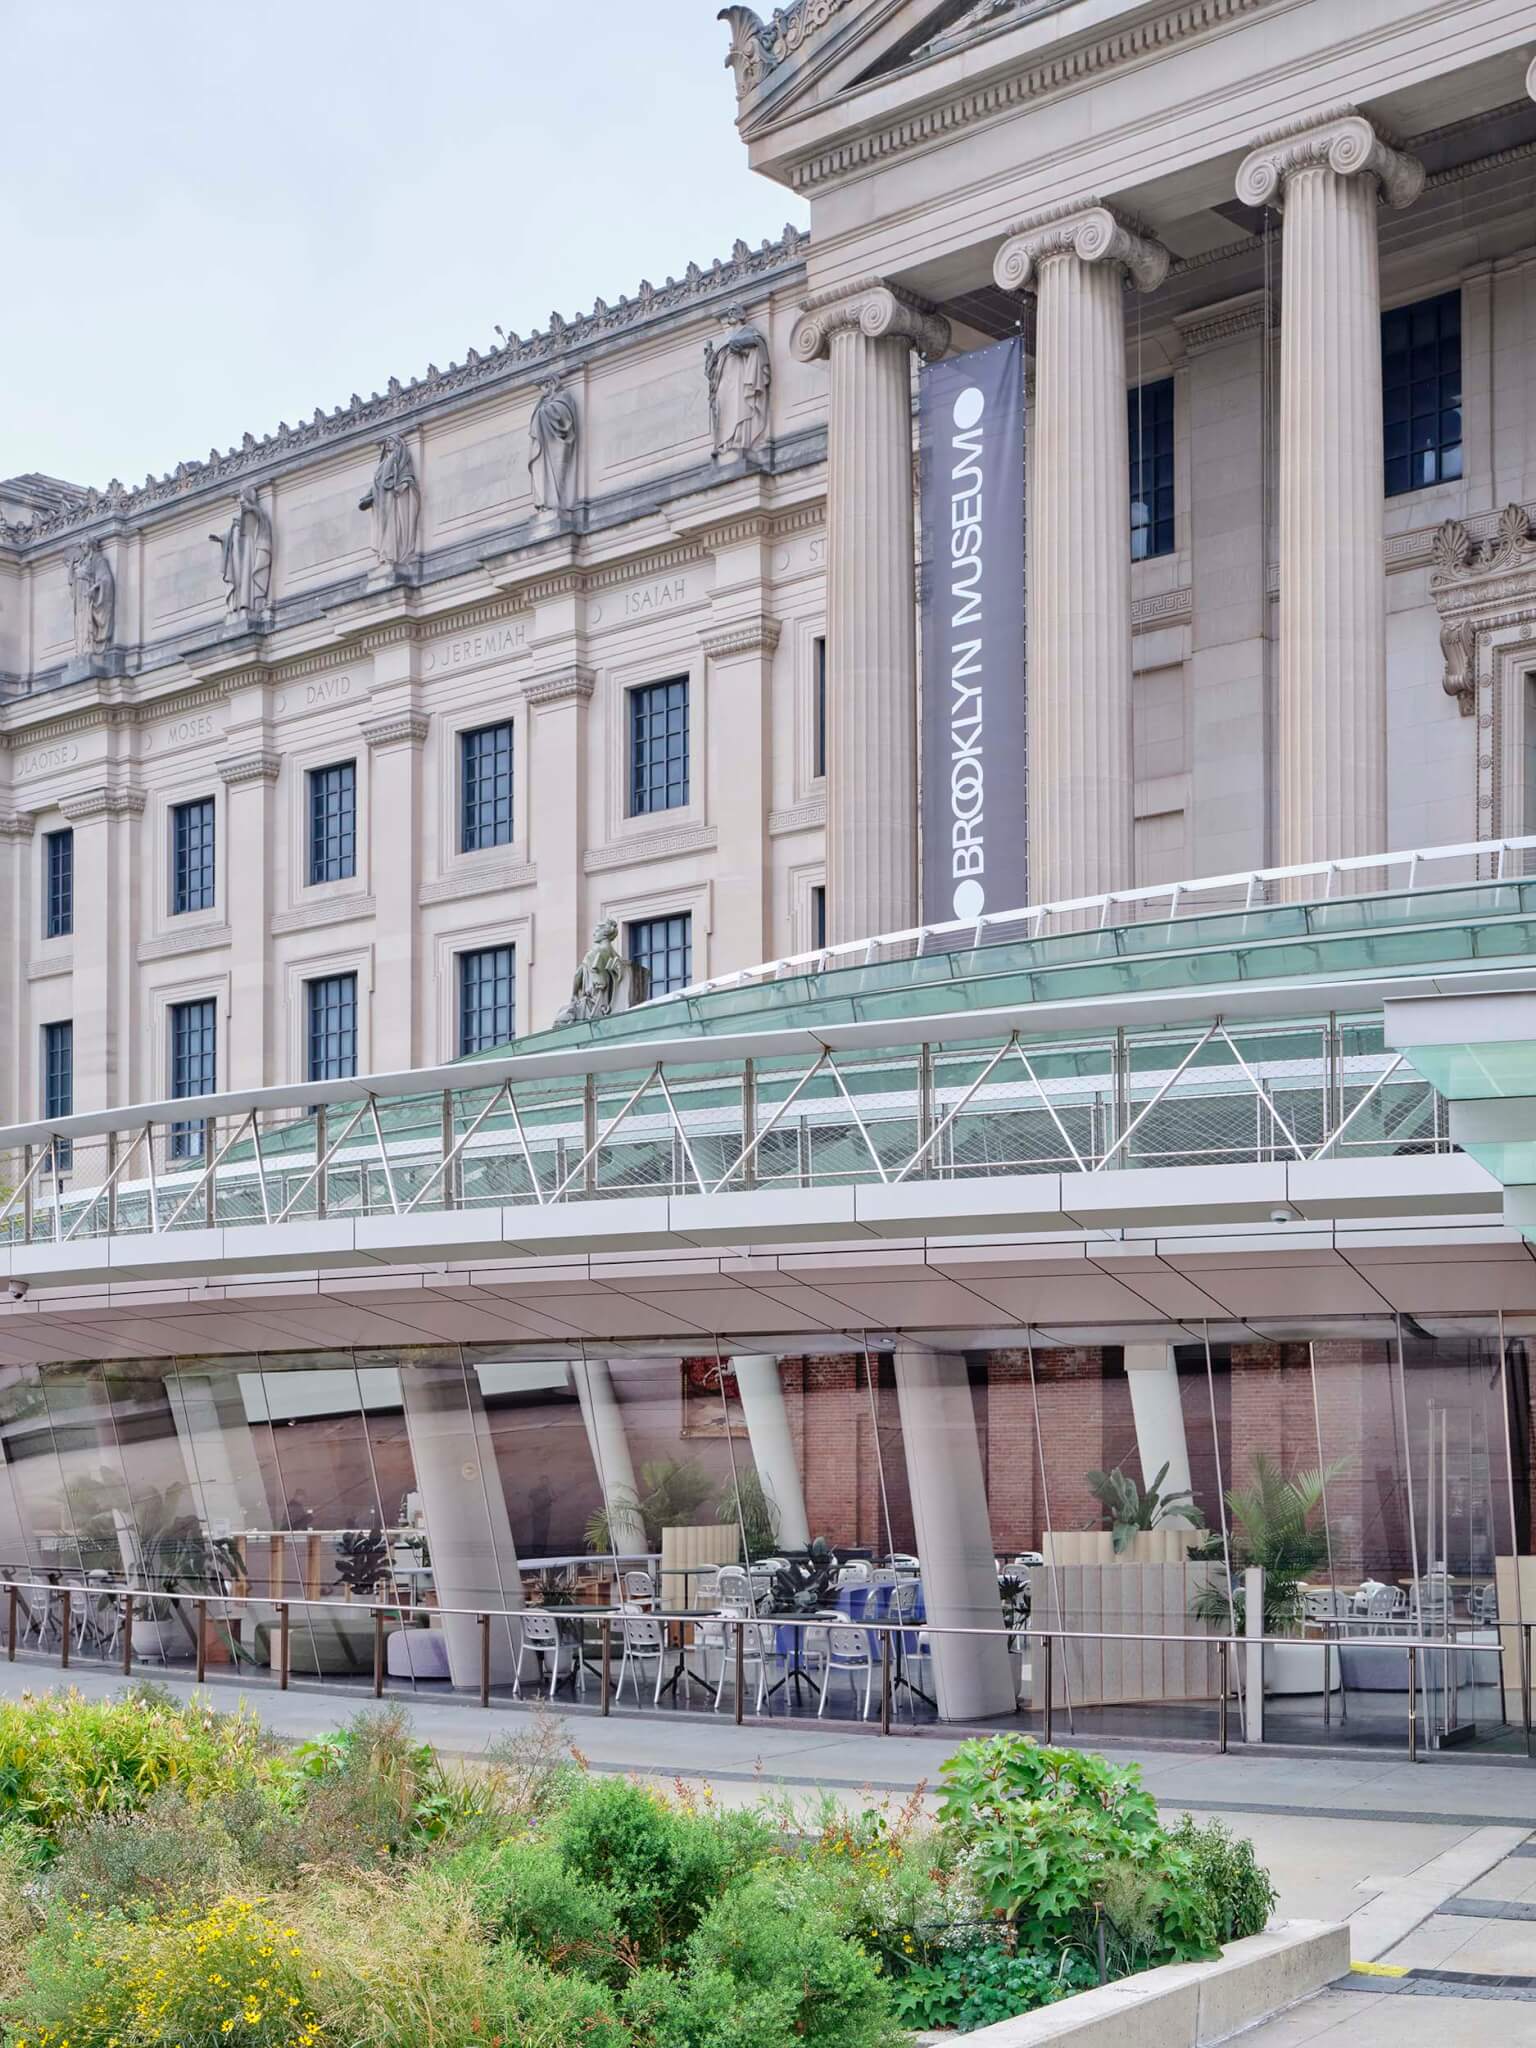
2;2;808;489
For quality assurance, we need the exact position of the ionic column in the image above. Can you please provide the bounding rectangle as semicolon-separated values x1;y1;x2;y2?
791;284;949;944
994;205;1168;906
1237;112;1423;867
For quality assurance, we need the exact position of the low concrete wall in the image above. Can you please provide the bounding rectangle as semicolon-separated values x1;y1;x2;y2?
914;1919;1349;2048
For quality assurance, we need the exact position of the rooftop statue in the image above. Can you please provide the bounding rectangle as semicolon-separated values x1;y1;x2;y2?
209;484;273;617
67;537;115;657
554;918;650;1028
359;434;420;568
528;377;579;515
705;305;771;459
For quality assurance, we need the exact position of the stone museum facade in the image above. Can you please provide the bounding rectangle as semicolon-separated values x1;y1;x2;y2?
2;1;1536;1750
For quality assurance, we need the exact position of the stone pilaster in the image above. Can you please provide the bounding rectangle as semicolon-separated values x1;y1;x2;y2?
701;613;779;967
1236;110;1424;868
0;815;31;1124
791;282;949;944
216;748;280;1089
525;664;593;1026
58;785;145;1111
362;709;429;1071
994;204;1167;907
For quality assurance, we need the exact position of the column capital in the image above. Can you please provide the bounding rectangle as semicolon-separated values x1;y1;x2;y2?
360;710;430;750
700;614;781;659
58;784;146;823
1236;107;1424;212
994;200;1169;296
790;279;949;365
216;749;282;786
522;663;594;708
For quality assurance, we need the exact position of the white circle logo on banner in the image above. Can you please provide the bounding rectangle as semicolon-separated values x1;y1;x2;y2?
953;877;986;921
952;386;985;430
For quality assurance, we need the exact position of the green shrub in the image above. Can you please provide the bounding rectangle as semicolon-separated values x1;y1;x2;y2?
555;1776;735;1964
453;1835;625;1979
9;1894;321;2048
623;1871;902;2048
1166;1814;1276;1942
891;1944;1099;2033
290;1706;502;1859
484;1944;627;2048
44;1786;244;1913
0;1687;284;1844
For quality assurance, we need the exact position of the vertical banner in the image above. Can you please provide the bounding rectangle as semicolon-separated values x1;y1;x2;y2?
918;336;1027;926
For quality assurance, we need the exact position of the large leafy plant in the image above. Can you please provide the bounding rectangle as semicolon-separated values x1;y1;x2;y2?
1084;1461;1204;1553
1191;1453;1346;1633
584;1457;716;1553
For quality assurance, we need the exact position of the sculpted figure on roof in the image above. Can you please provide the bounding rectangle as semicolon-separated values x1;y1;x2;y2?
359;434;420;568
210;484;273;617
68;537;115;656
706;305;771;459
528;377;579;515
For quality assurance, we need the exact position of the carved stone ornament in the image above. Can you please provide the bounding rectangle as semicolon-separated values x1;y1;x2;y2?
993;202;1169;295
553;918;648;1028
528;378;579;514
358;434;420;568
790;281;950;365
1431;503;1536;584
718;0;854;101
705;305;772;458
209;484;273;616
67;537;115;656
1235;108;1425;212
1438;617;1477;717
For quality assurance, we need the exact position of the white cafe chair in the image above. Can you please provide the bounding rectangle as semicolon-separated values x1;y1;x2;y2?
513;1611;585;1699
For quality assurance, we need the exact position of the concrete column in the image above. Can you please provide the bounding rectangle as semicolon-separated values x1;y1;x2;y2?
994;206;1168;906
0;817;28;1121
1122;1343;1193;1509
58;787;144;1110
362;711;427;1070
1237;113;1423;867
893;1343;1016;1719
216;752;279;1088
791;284;949;944
733;1354;810;1552
400;1359;524;1687
573;1358;649;1560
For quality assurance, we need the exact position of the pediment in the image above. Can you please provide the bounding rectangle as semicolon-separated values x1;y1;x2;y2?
721;0;981;140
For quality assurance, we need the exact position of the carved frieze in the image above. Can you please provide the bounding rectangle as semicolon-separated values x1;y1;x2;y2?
1430;504;1536;719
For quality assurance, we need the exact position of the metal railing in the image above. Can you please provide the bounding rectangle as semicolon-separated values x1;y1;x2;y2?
657;836;1536;1001
0;1016;1451;1249
0;1574;1527;1763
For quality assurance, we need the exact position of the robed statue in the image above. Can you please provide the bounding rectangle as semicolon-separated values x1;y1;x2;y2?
705;306;771;458
68;538;115;656
528;378;579;515
210;485;273;616
359;434;420;568
554;919;649;1027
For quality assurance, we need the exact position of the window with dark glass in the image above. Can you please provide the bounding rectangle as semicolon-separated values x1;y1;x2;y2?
813;637;828;780
307;762;356;884
460;723;514;852
170;797;216;914
812;884;827;951
1128;377;1175;560
458;945;516;1055
628;914;692;999
169;998;216;1162
1382;290;1461;496
43;828;73;939
43;1019;72;1170
306;973;357;1082
628;678;689;815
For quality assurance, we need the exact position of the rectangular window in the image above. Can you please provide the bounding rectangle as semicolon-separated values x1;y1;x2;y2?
812;884;827;951
1129;377;1176;561
1383;290;1461;496
170;797;216;914
307;762;356;885
43;828;73;939
460;722;514;852
458;945;516;1055
42;1019;72;1171
627;913;692;1000
813;637;828;780
628;678;689;816
168;998;217;1162
306;973;357;1082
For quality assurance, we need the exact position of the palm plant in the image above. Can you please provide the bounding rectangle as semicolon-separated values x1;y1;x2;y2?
1190;1453;1346;1633
716;1467;781;1559
1085;1461;1205;1554
584;1457;716;1553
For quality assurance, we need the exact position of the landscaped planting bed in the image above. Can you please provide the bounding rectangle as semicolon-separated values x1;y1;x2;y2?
0;1688;1275;2045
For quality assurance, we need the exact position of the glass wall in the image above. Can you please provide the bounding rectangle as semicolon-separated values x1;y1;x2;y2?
0;1326;1527;1753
